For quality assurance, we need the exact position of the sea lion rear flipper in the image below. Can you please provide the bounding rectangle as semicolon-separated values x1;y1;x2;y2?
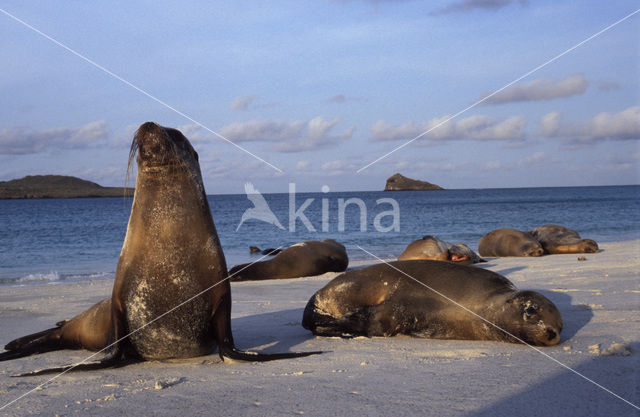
11;348;133;377
1;327;64;362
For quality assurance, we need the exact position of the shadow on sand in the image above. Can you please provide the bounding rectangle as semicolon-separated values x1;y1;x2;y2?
230;308;316;354
470;340;640;416
537;290;593;342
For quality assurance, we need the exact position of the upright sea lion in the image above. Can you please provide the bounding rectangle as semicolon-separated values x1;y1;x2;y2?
0;122;319;375
478;228;544;257
528;225;598;254
230;239;348;281
302;260;562;346
398;235;485;264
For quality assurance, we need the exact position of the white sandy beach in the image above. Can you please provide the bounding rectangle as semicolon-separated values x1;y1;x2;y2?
0;240;638;416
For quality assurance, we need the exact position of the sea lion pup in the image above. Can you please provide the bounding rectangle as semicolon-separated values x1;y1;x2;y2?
0;122;319;375
528;225;598;254
398;235;485;265
478;228;544;257
230;239;348;281
302;260;562;346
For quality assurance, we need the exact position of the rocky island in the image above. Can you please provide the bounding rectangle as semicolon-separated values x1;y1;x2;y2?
384;173;443;191
0;175;134;199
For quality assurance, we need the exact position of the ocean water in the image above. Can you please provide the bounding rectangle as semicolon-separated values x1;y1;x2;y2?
0;185;638;285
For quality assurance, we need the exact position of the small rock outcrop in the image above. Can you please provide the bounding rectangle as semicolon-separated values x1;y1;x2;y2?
384;173;443;191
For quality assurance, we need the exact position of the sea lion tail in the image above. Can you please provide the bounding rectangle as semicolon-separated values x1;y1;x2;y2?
219;344;321;362
0;327;65;362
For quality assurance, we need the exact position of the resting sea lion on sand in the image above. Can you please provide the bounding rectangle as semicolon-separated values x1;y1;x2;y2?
302;260;562;346
230;239;348;281
528;225;598;254
0;122;319;375
249;246;282;256
478;228;543;257
398;235;485;264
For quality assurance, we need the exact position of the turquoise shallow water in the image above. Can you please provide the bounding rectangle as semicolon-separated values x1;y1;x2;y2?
0;185;638;284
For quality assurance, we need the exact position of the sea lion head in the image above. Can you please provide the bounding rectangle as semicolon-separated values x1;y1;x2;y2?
580;239;599;253
447;245;472;264
501;290;562;346
129;121;200;176
520;241;544;257
126;122;208;209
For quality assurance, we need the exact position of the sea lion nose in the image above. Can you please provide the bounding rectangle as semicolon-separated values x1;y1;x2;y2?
140;121;160;130
136;122;170;158
137;122;162;141
545;328;560;345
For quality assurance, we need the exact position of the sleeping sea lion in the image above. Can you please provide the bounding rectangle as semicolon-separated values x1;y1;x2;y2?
528;225;598;254
229;239;348;281
398;235;485;264
478;228;543;257
302;260;562;346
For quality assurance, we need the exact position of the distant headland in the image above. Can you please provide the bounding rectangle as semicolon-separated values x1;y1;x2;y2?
384;173;444;191
0;175;134;199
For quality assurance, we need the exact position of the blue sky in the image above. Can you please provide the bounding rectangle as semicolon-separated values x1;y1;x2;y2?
1;1;638;193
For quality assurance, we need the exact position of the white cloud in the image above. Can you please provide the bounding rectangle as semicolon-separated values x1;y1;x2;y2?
320;160;359;176
539;112;561;137
484;161;503;171
590;106;640;139
218;116;354;152
518;151;546;167
296;160;311;171
597;80;621;92
219;120;306;142
539;106;640;143
230;95;257;111
0;121;108;155
481;74;588;104
431;0;527;15
370;114;525;143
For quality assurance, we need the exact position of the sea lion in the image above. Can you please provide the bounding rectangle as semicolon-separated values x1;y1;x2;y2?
478;228;543;257
249;246;282;256
230;239;348;281
398;235;485;264
0;122;319;375
528;225;598;254
302;260;562;346
0;299;112;362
